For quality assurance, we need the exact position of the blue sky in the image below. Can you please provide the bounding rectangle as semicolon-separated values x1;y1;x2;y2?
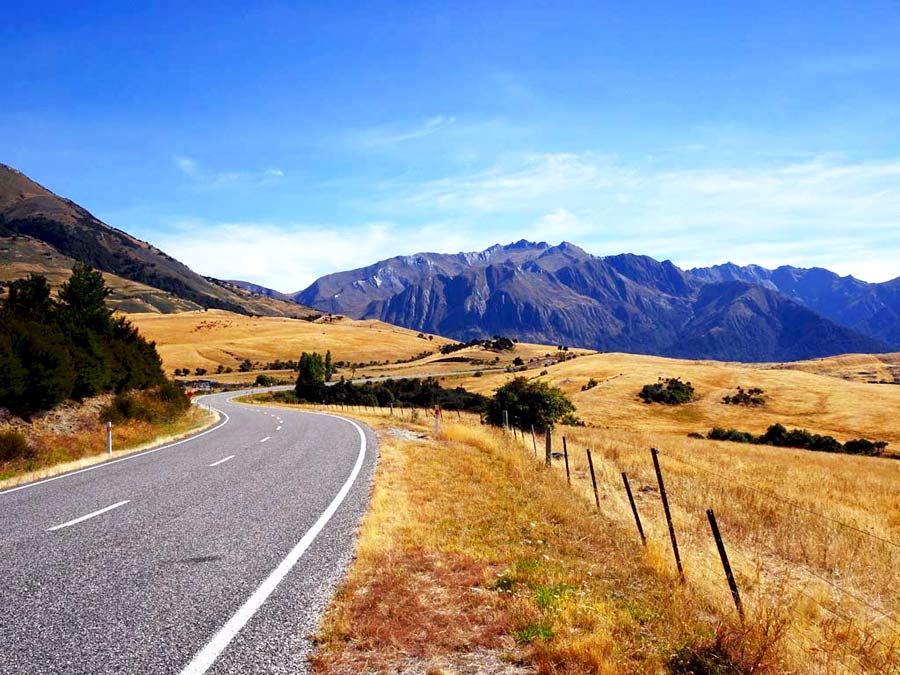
2;1;899;291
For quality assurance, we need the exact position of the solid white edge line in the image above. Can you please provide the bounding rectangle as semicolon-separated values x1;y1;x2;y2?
0;407;231;496
209;455;236;467
47;499;131;531
259;437;271;443
178;414;367;675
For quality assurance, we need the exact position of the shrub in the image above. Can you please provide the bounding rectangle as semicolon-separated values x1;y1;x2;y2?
722;386;765;406
100;382;190;425
0;430;34;463
582;378;599;391
485;377;576;431
639;377;695;405
706;422;888;456
708;427;756;444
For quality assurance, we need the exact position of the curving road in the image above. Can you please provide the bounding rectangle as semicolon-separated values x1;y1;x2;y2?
0;390;377;674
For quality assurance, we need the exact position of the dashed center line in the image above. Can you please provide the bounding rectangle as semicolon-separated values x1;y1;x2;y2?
209;455;235;467
47;500;130;532
260;437;271;443
276;426;282;431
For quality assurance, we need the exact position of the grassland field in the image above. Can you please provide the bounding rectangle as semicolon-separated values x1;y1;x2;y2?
139;309;900;672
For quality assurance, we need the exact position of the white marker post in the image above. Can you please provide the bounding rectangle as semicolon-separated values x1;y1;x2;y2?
106;420;113;455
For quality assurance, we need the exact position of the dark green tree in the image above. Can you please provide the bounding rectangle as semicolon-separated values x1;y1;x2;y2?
295;351;328;400
485;377;575;431
324;350;334;382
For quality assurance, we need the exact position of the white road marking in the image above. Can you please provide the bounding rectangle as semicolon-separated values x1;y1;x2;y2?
178;414;367;675
259;437;271;443
276;426;282;431
209;455;235;467
1;407;231;496
47;500;131;532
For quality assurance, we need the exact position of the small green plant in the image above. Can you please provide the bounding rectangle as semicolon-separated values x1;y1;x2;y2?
514;622;554;642
534;583;571;609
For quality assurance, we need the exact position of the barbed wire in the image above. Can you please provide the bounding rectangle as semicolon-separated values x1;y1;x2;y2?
655;447;900;551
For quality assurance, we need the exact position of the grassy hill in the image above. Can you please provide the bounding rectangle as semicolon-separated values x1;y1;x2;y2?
127;309;456;376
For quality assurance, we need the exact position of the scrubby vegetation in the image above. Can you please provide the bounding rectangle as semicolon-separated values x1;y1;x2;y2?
638;377;695;405
100;382;191;425
582;378;599;391
722;386;765;406
485;377;576;431
708;423;888;456
440;335;515;354
0;265;165;418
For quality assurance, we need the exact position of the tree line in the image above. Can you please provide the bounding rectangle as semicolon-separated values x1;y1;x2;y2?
290;351;578;430
0;265;165;418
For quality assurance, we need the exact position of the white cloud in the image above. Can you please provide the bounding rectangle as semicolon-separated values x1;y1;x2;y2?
158;152;900;287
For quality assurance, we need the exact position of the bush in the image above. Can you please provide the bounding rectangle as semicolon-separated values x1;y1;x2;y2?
722;386;764;406
582;378;599;391
708;427;756;444
639;377;695;405
0;430;34;463
706;423;888;456
100;382;190;425
255;374;276;386
485;377;576;431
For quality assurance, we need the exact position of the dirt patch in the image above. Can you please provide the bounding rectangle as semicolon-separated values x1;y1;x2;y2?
311;548;525;674
385;427;428;441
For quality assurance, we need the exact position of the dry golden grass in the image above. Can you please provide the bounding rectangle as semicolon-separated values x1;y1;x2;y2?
257;344;900;673
236;402;786;674
0;405;215;488
450;351;900;450
126;310;455;375
777;352;900;385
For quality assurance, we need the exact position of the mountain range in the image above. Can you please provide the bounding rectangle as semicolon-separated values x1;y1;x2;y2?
1;162;896;362
294;240;898;361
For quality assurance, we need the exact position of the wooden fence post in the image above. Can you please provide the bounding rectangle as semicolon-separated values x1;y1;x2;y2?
651;448;683;580
621;471;646;545
707;509;744;620
586;449;600;509
563;437;570;485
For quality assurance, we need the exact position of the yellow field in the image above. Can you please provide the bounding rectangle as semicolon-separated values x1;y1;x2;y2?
444;351;900;449
252;396;900;673
126;310;456;375
272;346;900;672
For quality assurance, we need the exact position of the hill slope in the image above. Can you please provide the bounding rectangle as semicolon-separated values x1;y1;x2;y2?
296;241;889;361
0;163;315;318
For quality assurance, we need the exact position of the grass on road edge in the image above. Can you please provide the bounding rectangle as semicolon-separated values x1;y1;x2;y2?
238;396;787;674
0;404;219;490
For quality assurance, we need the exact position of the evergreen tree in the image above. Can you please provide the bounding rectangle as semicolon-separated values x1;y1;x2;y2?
324;350;334;382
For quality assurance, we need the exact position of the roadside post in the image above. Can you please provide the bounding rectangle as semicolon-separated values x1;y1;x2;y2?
106;420;113;455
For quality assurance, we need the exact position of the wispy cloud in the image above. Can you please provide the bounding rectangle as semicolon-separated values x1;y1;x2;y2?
354;115;457;148
173;156;285;189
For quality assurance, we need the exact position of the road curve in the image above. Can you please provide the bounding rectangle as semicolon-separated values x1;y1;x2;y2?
0;390;378;674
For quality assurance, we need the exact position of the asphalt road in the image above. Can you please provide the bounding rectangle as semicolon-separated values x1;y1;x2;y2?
0;390;378;674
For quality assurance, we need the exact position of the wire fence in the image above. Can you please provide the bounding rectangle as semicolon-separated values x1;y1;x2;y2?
308;402;899;673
